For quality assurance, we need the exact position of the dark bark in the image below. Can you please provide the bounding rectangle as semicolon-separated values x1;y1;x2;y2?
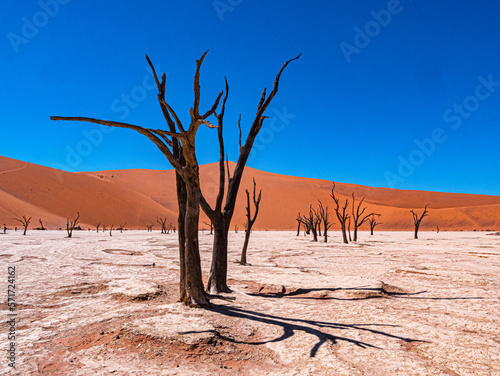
368;214;382;235
15;216;31;236
411;204;429;240
351;193;377;242
330;183;350;244
240;179;262;265
200;54;301;294
66;212;80;238
297;205;320;242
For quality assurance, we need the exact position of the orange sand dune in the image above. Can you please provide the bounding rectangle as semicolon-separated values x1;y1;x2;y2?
1;156;499;231
82;161;500;232
0;156;176;229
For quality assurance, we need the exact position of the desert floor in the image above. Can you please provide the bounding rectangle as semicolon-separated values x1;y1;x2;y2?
1;230;499;375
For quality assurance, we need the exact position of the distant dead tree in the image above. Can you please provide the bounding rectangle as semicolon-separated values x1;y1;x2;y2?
348;217;352;242
436;226;439;233
317;200;333;242
66;212;80;238
411;204;429;239
368;214;382;235
234;225;238;233
351;193;378;242
109;224;114;237
295;214;301;236
203;221;213;235
330;183;350;244
15;215;31;236
145;225;153;232
95;222;101;233
240;179;262;265
38;219;46;231
298;205;320;242
157;217;168;234
102;224;107;232
118;223;126;233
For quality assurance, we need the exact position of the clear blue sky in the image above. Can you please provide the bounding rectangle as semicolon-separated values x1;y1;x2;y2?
1;0;500;195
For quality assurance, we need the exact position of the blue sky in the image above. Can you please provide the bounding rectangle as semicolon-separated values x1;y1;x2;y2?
1;0;500;195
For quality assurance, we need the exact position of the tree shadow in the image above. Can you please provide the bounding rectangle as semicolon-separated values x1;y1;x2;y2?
208;304;425;357
247;286;429;301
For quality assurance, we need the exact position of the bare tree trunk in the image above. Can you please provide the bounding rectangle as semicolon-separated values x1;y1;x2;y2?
176;172;188;303
207;220;230;294
240;180;261;265
182;183;208;306
341;224;349;244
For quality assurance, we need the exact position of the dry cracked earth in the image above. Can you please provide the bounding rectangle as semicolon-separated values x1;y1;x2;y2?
1;230;499;375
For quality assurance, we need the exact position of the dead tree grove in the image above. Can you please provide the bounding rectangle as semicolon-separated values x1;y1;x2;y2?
15;215;31;236
52;51;263;306
411;204;429;239
66;212;80;238
240;178;262;265
330;183;350;244
297;205;321;242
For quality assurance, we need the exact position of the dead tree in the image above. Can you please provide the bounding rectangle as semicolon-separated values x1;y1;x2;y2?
66;212;80;238
145;225;154;232
203;221;214;235
234;225;238;233
51;51;237;307
351;193;378;242
110;224;113;237
295;214;301;236
330;183;350;244
317;200;333;242
15;216;31;236
118;223;126;233
298;205;320;242
348;217;352;242
368;214;382;235
38;219;46;231
102;225;107;232
95;222;101;233
240;179;262;265
157;217;167;234
411;204;429;239
198;54;300;294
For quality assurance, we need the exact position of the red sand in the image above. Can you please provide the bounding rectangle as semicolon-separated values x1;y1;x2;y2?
1;156;499;231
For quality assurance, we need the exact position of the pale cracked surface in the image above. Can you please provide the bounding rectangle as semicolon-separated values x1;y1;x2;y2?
0;230;499;375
